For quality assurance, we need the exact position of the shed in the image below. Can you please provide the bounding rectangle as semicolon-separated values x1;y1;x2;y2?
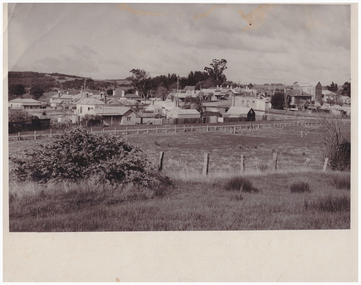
166;108;200;119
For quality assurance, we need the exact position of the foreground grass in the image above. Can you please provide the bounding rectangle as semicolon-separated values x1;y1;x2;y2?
9;171;350;231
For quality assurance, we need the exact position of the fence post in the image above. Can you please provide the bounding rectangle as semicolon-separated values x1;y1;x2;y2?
125;127;128;135
90;128;92;133
304;157;311;167
273;151;278;171
17;132;21;141
137;128;139;134
207;125;209;132
158;151;164;171
301;131;303;138
233;126;236;134
184;125;186;132
50;129;52;136
323;158;328;172
175;125;176;133
34;130;36;140
102;128;105;135
114;127;117;134
203;152;210;176
147;126;149;134
240;155;245;173
156;127;158;133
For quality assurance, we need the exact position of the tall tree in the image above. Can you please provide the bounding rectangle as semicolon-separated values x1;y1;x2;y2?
30;85;44;100
342;82;351;97
204;59;227;86
127;69;154;99
9;84;26;97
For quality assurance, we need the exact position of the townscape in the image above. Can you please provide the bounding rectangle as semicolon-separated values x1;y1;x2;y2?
8;64;351;131
7;4;352;234
5;3;356;283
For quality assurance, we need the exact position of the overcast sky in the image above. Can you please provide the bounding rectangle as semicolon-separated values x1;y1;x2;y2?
7;3;351;85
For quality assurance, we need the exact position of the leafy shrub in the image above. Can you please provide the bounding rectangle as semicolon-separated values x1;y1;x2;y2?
224;177;258;193
10;127;168;190
290;182;310;193
304;196;350;212
321;118;350;171
256;162;268;172
333;174;350;190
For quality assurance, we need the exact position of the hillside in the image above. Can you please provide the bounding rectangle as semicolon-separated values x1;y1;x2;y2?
8;71;131;100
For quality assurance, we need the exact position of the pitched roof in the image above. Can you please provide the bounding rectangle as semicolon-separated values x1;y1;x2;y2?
91;106;133;116
183;86;195;91
169;108;200;115
76;97;105;105
9;98;42;104
225;106;251;116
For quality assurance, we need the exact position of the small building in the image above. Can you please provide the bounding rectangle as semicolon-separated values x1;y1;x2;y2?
166;108;200;119
89;106;140;125
9;98;42;109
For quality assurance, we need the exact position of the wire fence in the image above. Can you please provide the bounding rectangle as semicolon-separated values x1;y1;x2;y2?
8;120;329;141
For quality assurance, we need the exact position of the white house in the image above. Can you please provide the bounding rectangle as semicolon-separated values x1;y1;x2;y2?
8;98;42;109
293;82;323;103
76;97;105;117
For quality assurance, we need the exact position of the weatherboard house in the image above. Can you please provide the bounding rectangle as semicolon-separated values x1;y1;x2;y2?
8;98;42;109
88;106;140;125
76;97;105;117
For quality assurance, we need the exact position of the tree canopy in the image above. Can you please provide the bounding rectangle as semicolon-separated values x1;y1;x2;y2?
204;59;227;86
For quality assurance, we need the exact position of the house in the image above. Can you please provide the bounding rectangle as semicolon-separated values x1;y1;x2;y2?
50;99;64;108
50;93;74;105
9;98;42;109
202;99;232;114
76;97;105;117
145;100;177;116
285;89;312;107
232;95;270;112
89;106;140;125
183;86;196;95
293;82;322;103
166;108;200;119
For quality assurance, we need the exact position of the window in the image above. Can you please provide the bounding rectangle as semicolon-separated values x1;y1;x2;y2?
80;107;82;113
127;117;131;121
88;107;90;111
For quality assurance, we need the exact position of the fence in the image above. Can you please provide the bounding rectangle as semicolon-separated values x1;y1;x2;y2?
157;151;331;175
8;120;329;141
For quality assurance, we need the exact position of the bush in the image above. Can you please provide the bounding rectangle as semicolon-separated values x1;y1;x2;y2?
321;118;350;171
290;182;310;193
10;127;169;190
304;196;350;212
224;177;258;193
333;174;350;190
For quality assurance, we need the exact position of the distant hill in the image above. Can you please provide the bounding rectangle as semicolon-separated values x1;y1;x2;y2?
8;71;131;99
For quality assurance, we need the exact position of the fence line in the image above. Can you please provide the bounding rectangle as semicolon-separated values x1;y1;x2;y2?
9;120;349;141
157;151;330;174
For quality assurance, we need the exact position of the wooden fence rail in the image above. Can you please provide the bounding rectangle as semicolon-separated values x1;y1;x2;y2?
157;151;330;174
9;120;333;141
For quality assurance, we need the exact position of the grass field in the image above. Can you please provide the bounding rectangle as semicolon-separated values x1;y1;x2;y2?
9;172;350;231
7;124;351;231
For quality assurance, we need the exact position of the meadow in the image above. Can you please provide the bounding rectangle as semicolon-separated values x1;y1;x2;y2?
7;124;351;231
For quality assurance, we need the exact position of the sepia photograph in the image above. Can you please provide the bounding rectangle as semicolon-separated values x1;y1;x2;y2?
3;2;358;282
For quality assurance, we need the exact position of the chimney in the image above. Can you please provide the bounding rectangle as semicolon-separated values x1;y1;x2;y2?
121;90;125;97
104;95;107;104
